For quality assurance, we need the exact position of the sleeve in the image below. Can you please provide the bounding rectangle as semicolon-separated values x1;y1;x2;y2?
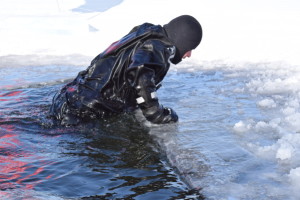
135;70;178;124
126;40;178;124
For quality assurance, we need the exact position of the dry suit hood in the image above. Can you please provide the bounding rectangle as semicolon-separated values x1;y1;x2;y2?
163;15;202;64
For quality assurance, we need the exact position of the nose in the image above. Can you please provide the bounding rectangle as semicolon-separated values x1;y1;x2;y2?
186;51;192;57
183;50;192;59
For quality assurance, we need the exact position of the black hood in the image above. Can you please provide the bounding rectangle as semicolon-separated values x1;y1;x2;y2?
163;15;202;64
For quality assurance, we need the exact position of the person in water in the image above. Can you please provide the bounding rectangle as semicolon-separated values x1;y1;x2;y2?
50;15;203;126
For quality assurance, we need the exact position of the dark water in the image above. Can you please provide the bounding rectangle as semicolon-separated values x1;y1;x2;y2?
0;74;203;199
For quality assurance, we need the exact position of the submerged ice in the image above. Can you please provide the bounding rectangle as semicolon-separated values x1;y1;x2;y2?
148;62;300;200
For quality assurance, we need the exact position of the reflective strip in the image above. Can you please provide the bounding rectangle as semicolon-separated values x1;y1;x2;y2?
167;46;176;64
136;96;145;104
137;92;157;104
151;92;157;99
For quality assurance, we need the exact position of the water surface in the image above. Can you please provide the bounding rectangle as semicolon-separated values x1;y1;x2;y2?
0;66;203;199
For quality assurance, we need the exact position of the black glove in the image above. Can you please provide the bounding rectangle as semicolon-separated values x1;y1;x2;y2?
161;107;178;123
141;104;178;124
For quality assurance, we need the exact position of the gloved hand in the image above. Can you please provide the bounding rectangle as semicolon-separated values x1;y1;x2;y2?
161;107;178;123
133;70;179;124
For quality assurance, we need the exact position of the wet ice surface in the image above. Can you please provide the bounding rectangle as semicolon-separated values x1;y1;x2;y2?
1;62;300;200
149;62;300;200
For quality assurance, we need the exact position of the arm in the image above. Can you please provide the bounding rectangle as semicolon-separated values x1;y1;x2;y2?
126;39;178;123
134;69;178;124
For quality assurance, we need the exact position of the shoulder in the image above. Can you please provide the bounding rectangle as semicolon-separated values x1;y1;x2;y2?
140;38;175;59
131;23;167;38
128;23;155;34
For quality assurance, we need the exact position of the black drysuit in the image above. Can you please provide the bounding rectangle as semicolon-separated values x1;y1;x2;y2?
50;23;178;125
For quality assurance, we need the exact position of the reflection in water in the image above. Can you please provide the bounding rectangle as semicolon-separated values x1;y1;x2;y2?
0;86;203;199
0;90;43;192
0;121;51;193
